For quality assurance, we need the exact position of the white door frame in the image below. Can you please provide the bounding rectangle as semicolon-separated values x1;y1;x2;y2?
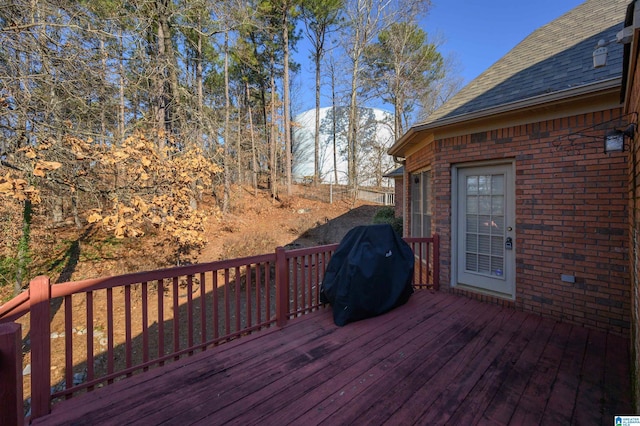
451;160;516;300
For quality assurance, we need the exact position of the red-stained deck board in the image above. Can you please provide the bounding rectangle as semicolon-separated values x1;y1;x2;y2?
603;333;633;417
143;291;464;425
413;310;530;425
42;311;330;424
507;321;573;425
478;313;557;424
540;325;590;425
239;295;473;426
572;327;608;426
314;302;510;426
446;314;545;425
33;291;632;426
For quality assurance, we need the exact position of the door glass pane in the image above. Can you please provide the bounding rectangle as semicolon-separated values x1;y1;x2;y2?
492;175;504;194
491;257;504;276
466;196;478;214
478;215;492;233
466;233;478;252
478;255;491;273
492;216;504;232
466;216;478;233
492;196;504;215
479;195;491;214
478;235;490;253
464;172;506;276
491;236;504;256
467;176;478;194
466;253;478;270
478;176;490;194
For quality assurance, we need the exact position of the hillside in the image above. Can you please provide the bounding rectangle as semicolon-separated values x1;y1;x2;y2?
0;185;384;302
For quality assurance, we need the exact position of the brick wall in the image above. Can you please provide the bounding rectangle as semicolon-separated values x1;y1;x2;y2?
627;45;640;412
405;109;631;336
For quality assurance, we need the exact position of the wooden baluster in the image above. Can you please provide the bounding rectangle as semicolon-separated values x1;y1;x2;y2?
199;273;206;348
275;247;288;327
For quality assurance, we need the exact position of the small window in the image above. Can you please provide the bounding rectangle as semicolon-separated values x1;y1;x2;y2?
411;170;432;237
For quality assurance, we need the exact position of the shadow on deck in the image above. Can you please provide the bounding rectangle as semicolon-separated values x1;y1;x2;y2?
33;291;631;425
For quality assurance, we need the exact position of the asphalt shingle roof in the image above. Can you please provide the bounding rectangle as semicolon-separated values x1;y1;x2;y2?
421;0;629;125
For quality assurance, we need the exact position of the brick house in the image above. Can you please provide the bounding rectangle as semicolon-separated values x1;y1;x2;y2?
388;0;632;336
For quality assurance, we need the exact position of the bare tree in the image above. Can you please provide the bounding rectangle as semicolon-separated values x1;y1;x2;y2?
418;53;464;120
300;0;343;185
363;21;444;139
340;0;430;187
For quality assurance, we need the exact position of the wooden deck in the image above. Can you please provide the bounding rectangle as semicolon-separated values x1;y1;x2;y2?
33;291;631;425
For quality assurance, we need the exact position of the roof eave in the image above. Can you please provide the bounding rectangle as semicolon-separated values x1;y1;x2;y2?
388;77;622;157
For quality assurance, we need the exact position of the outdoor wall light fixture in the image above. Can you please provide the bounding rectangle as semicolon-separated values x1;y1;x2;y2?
604;123;636;153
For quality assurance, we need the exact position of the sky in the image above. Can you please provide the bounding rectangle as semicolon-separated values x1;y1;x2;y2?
423;0;584;84
293;0;585;115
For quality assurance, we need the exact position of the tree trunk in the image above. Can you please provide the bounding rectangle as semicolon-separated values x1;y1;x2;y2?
314;49;321;185
118;28;126;143
270;57;278;201
159;1;180;135
223;30;231;212
246;81;258;196
152;21;166;151
236;108;242;184
331;63;338;185
52;197;63;224
71;193;82;229
348;67;359;189
100;38;107;145
282;3;292;195
196;22;204;147
395;102;404;141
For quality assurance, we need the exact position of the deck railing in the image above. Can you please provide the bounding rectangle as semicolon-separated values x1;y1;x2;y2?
0;236;438;425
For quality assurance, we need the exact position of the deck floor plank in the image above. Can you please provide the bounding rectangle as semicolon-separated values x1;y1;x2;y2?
540;325;589;424
603;333;633;418
111;317;339;424
31;291;632;426
413;310;530;425
507;321;572;425
573;328;608;425
44;313;331;424
206;292;465;425
165;292;467;425
144;294;453;425
331;307;518;425
445;313;544;425
287;296;496;425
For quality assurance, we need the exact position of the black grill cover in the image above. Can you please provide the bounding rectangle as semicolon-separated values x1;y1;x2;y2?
320;224;414;326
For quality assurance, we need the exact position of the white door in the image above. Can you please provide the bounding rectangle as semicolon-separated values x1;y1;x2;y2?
455;163;515;299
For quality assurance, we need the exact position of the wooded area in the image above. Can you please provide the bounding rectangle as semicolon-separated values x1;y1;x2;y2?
0;0;457;294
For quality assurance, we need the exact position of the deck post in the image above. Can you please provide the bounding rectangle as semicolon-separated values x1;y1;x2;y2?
275;247;288;327
433;234;440;291
0;322;23;426
29;276;51;420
